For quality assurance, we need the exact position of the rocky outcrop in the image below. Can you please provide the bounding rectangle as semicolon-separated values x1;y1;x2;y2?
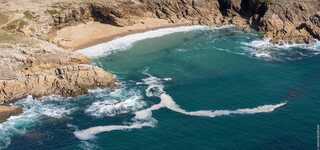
0;0;118;121
0;36;116;104
0;64;116;104
257;0;320;43
0;106;22;122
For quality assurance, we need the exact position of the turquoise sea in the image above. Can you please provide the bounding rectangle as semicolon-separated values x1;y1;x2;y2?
1;26;320;150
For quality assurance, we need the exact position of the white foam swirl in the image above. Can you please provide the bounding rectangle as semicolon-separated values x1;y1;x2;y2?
75;86;160;141
159;93;286;117
74;74;286;141
74;121;155;141
140;74;286;118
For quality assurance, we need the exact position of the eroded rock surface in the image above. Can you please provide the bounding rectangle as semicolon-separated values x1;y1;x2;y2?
2;0;319;44
0;106;23;122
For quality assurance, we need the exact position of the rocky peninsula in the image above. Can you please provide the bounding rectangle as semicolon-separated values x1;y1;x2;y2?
0;0;319;121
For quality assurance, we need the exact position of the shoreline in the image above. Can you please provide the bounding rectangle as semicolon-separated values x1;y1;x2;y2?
76;24;210;57
74;22;192;50
53;18;193;51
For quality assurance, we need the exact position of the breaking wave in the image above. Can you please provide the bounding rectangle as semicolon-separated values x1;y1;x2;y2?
74;73;286;141
0;96;75;149
78;25;217;57
75;85;159;141
85;87;146;117
241;39;320;61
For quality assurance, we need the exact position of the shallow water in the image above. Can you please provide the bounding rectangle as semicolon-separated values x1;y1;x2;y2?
2;27;320;150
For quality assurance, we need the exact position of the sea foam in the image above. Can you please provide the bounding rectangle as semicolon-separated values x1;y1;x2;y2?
78;25;210;57
242;39;320;61
141;74;287;118
74;73;286;141
0;96;75;149
85;95;146;117
85;86;146;117
75;85;161;141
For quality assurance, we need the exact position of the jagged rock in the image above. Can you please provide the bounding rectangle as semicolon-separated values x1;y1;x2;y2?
0;106;23;122
256;0;320;43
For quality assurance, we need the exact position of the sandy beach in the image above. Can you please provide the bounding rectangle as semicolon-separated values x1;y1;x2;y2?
53;18;191;51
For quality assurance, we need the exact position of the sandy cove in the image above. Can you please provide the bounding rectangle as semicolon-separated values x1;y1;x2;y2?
53;18;191;51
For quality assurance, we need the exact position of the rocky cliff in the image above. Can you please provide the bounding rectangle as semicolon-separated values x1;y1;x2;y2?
3;0;319;44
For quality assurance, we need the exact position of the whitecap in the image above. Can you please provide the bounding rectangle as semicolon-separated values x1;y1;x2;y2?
85;86;146;118
242;39;320;61
0;96;75;149
85;95;146;117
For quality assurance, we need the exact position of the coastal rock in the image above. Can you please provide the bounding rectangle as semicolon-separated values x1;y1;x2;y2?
0;64;116;104
0;106;23;122
0;28;116;105
256;0;320;43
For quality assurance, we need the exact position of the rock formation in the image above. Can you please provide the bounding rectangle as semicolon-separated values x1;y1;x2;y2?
0;106;23;122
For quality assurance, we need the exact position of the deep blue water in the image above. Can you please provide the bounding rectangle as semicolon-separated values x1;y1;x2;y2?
2;27;320;150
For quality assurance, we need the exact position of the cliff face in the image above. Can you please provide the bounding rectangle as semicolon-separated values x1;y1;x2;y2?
3;0;319;44
260;0;320;43
225;0;320;43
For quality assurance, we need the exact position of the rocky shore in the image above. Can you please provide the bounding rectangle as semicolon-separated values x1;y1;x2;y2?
0;0;319;121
